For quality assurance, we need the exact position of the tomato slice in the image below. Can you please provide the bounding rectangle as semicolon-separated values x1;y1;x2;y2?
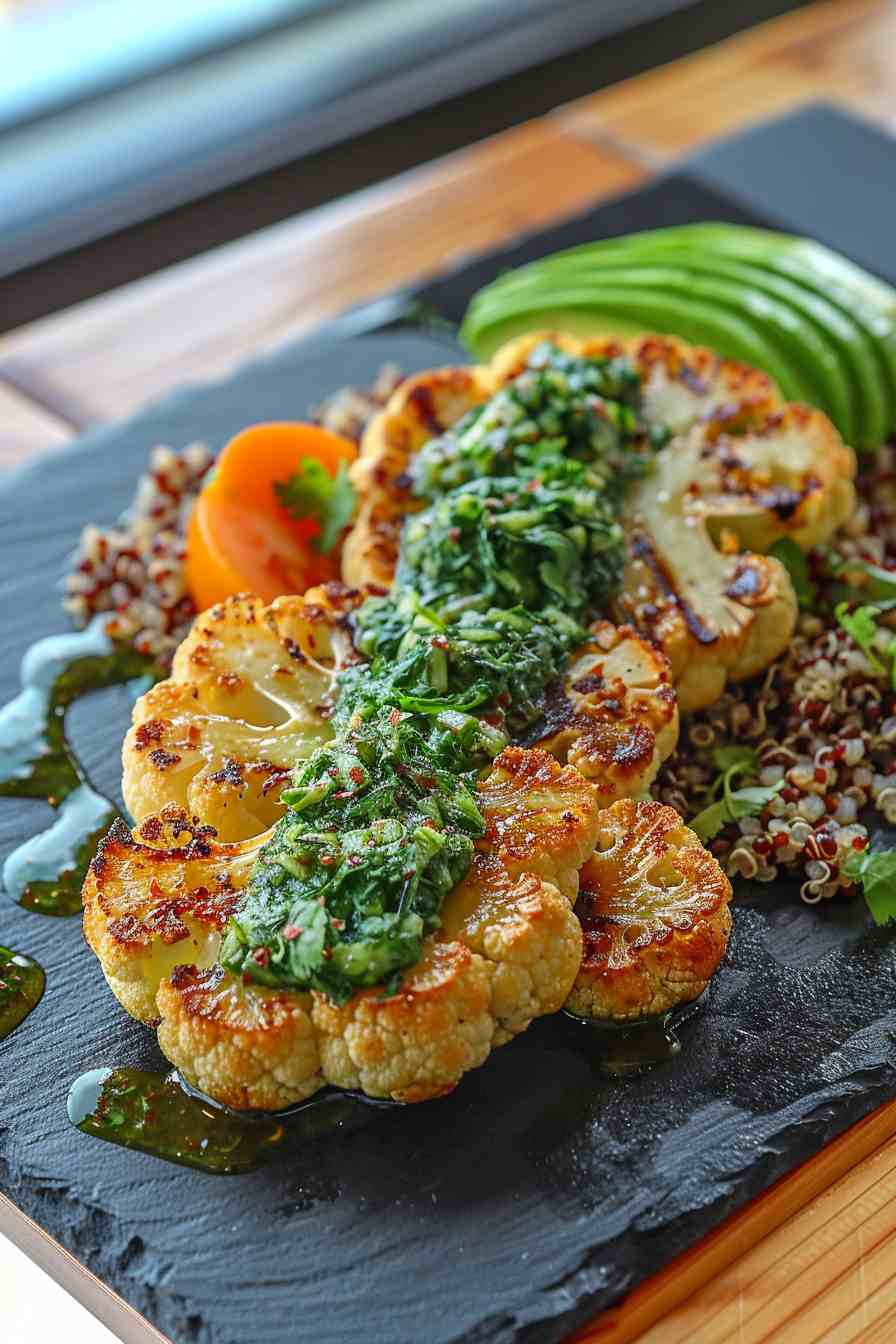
185;422;357;610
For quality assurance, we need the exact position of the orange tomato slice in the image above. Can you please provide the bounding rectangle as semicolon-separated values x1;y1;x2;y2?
185;422;357;610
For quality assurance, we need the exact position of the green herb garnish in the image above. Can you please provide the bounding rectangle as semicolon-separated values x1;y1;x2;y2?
844;845;896;925
690;749;781;843
275;457;356;552
835;602;896;683
223;343;655;1001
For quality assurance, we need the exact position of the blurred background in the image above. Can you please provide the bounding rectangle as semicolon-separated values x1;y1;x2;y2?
0;0;813;333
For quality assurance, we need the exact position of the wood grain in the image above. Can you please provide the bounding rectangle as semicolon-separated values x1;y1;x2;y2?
0;124;642;427
556;0;896;161
0;379;72;469
573;1099;896;1344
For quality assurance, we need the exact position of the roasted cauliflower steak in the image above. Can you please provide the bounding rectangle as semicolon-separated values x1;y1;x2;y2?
343;331;856;712
84;747;598;1106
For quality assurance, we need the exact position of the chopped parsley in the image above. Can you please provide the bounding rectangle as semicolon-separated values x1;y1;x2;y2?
275;457;356;552
222;343;658;1001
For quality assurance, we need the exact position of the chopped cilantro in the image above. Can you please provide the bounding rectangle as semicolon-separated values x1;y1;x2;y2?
274;457;356;552
769;538;815;610
844;845;896;926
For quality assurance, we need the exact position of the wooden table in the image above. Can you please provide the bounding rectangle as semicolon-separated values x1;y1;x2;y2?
2;1;896;1340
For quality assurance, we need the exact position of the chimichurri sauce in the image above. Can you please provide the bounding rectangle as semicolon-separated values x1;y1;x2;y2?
0;947;45;1040
68;1067;399;1173
0;618;155;914
223;343;656;1001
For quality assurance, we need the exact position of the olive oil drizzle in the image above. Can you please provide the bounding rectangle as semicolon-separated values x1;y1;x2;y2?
564;996;706;1075
0;947;45;1040
68;1067;399;1173
0;618;155;915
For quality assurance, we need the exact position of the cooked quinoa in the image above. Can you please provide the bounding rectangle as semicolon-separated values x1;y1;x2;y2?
656;446;896;903
64;372;894;906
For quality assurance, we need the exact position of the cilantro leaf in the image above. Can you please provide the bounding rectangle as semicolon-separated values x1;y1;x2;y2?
274;458;356;552
712;744;760;775
835;602;886;674
844;845;896;926
769;538;815;610
691;780;783;843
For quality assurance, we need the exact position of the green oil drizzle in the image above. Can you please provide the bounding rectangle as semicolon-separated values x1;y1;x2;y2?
0;947;45;1039
564;998;705;1076
0;618;155;914
68;1067;399;1173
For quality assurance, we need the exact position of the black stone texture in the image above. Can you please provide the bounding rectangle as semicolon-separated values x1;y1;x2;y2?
2;107;896;1344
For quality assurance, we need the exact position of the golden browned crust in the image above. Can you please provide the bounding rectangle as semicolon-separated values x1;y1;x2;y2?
531;621;678;800
565;798;732;1023
123;586;362;841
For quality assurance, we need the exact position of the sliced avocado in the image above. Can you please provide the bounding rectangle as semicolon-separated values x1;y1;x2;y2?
464;268;844;427
553;223;896;441
461;287;818;404
488;248;881;449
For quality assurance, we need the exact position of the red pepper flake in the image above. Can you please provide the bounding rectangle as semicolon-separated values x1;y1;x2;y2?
252;947;271;968
348;766;365;785
388;708;402;727
852;835;869;851
431;635;450;651
813;767;828;784
321;947;333;961
825;795;839;813
330;918;345;931
773;832;789;849
319;854;335;867
282;924;302;941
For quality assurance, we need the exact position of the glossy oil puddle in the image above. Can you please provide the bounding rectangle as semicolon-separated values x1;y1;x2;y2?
564;996;705;1075
67;1067;402;1175
0;947;45;1040
0;619;155;914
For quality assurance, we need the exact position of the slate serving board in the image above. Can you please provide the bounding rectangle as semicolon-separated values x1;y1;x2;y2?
3;104;896;1344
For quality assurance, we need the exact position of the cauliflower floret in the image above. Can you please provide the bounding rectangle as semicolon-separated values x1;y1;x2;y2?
156;965;322;1111
618;434;799;713
565;798;732;1023
474;745;602;900
437;860;581;1045
84;746;597;1107
531;620;678;801
310;942;494;1103
123;586;360;840
82;807;260;1023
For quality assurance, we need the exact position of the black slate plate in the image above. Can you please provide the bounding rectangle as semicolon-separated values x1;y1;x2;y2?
3;107;896;1344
